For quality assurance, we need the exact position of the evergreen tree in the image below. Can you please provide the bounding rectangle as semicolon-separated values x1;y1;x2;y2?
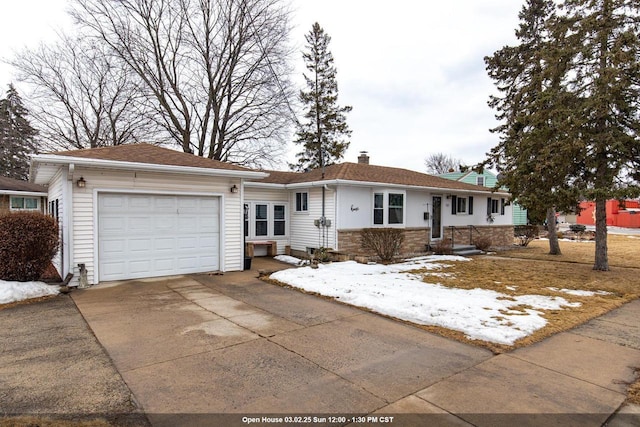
292;22;352;172
558;0;640;270
484;0;575;255
0;85;38;180
484;0;640;270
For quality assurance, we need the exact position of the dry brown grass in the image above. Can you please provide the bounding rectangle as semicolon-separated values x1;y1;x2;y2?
501;234;640;268
0;417;111;427
415;254;638;353
409;234;640;351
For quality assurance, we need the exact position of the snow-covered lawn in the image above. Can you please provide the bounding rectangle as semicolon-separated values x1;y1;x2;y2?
270;256;598;346
0;280;59;305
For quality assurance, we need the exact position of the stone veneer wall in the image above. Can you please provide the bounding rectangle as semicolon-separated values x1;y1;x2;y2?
443;225;514;248
337;227;431;257
0;195;10;214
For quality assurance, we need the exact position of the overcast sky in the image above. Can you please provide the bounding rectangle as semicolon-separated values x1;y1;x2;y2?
0;0;522;172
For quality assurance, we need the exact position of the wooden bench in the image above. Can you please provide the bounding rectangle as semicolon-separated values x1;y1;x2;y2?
246;240;277;257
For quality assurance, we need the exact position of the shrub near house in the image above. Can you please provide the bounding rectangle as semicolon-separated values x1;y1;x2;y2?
0;212;59;281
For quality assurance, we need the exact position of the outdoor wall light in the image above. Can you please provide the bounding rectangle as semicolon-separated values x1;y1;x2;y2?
76;177;86;188
230;184;239;193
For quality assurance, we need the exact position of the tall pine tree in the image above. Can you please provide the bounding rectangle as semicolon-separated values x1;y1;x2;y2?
0;85;38;180
485;0;640;270
292;22;352;172
484;0;577;255
558;0;640;270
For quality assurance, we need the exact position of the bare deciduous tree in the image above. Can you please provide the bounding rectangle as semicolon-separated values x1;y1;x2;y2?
72;0;294;167
11;34;160;151
424;153;464;175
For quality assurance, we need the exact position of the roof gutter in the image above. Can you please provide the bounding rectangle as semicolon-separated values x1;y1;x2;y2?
0;190;48;197
283;179;509;196
31;154;269;179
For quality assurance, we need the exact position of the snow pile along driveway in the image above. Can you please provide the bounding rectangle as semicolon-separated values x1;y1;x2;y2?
0;280;59;305
270;256;582;345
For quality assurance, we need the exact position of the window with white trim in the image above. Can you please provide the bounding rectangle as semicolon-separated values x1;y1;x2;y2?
373;193;384;225
388;193;404;224
10;196;39;211
372;191;405;225
487;198;506;216
476;176;485;186
295;192;308;212
246;202;288;239
273;204;286;236
451;196;474;215
255;204;268;236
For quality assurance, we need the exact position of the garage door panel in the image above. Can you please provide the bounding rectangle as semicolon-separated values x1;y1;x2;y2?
100;261;126;279
200;198;219;210
154;216;176;231
154;197;177;211
129;217;152;234
100;194;125;210
100;217;126;234
154;237;177;251
129;238;151;252
129;260;153;274
128;196;153;210
198;217;219;232
98;194;220;281
199;236;219;249
101;239;126;255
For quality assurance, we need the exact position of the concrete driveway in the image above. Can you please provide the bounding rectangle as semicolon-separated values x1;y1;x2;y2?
71;259;491;425
70;258;640;427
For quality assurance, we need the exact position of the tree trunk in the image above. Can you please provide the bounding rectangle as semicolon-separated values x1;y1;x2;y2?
593;197;609;271
546;207;561;255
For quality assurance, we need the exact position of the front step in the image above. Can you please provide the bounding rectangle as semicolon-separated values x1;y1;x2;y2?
452;244;483;257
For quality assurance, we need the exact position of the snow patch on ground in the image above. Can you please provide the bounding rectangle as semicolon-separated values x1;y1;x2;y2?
547;287;611;297
270;256;586;346
0;280;59;304
274;255;309;266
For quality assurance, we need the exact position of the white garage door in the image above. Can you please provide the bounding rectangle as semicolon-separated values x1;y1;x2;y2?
98;193;220;281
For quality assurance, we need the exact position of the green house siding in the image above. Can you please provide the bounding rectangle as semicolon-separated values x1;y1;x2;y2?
438;171;528;225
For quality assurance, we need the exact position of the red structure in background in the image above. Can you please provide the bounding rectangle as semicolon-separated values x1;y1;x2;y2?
577;200;640;228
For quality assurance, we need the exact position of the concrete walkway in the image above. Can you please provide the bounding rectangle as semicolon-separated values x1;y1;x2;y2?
70;258;639;427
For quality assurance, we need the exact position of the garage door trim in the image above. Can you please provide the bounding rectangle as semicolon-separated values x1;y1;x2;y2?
93;188;226;282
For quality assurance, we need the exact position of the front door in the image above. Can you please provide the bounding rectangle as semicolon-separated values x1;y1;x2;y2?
432;196;442;239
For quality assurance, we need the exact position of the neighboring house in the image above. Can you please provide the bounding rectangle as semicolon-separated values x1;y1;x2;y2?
30;144;513;287
439;169;528;225
0;176;47;214
577;199;640;228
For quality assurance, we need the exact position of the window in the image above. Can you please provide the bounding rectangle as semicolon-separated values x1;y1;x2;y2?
372;191;405;225
244;204;249;237
491;199;499;214
388;193;404;224
451;196;474;215
295;192;308;212
255;204;268;236
246;202;288;239
476;176;485;186
487;198;506;216
273;205;286;236
10;196;39;211
457;197;467;214
373;193;384;225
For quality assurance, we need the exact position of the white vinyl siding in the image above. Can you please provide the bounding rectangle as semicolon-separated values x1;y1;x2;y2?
70;168;241;285
289;186;336;252
47;169;65;278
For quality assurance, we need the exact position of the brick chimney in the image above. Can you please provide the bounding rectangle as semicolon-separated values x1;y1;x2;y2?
358;151;370;165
